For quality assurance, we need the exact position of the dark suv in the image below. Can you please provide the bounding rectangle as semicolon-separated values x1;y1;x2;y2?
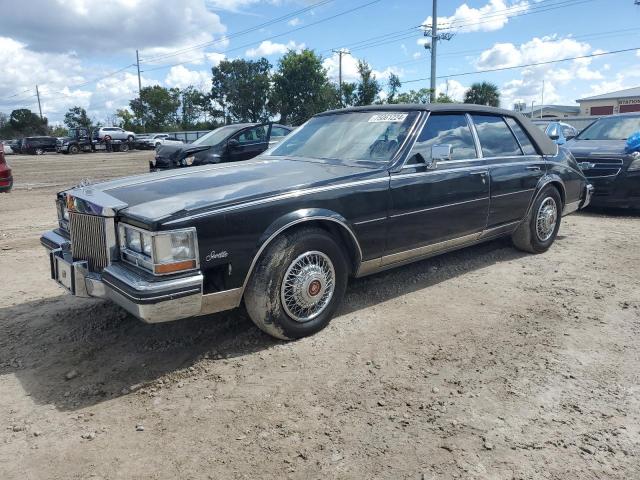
566;113;640;208
21;136;58;155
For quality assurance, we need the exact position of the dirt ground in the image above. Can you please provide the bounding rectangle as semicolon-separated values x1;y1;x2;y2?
0;151;639;480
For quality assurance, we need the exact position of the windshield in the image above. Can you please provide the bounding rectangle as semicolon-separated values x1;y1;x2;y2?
192;125;242;146
268;111;419;164
577;115;640;140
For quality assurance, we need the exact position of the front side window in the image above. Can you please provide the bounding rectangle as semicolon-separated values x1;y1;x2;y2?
192;126;240;147
234;125;268;144
271;126;289;137
409;114;477;162
471;115;523;157
505;117;537;155
269;111;419;164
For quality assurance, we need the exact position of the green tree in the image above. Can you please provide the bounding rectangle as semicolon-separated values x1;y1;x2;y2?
49;125;68;137
180;86;210;128
355;60;380;106
63;106;93;130
435;92;454;103
386;73;402;104
464;81;500;107
130;85;181;131
341;82;357;107
115;109;137;131
271;49;339;125
211;58;272;123
9;109;48;136
395;88;432;104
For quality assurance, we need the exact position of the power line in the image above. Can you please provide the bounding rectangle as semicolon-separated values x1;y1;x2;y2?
141;0;381;73
400;46;640;84
140;0;334;64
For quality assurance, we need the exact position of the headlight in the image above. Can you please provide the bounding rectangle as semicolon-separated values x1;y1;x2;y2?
629;152;640;171
118;223;198;275
182;155;195;166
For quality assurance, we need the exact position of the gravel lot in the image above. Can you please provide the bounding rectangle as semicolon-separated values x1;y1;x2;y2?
0;152;639;479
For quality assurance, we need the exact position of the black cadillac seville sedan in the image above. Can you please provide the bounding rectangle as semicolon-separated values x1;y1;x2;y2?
41;104;593;340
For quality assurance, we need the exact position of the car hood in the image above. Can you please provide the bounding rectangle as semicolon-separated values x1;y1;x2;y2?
154;143;219;167
565;139;628;157
89;157;387;226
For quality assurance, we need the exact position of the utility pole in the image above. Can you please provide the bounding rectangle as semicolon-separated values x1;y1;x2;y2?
540;80;545;119
35;85;43;120
136;49;145;132
430;0;438;103
332;49;350;107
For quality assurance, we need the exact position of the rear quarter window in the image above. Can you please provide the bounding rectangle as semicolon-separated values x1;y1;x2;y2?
471;115;523;157
505;117;538;155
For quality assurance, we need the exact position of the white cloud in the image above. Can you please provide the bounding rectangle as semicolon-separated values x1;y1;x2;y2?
412;52;422;60
206;52;226;66
206;0;281;13
245;40;305;57
476;36;607;107
288;17;301;26
165;66;211;90
323;52;403;85
0;0;226;55
423;0;529;34
436;79;467;101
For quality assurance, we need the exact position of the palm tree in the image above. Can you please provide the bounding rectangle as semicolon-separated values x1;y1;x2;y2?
463;82;500;107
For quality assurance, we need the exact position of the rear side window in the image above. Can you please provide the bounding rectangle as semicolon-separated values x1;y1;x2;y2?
411;114;478;162
471;115;523;157
505;117;537;155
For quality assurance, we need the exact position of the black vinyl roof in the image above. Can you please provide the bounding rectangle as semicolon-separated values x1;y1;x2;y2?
316;103;558;156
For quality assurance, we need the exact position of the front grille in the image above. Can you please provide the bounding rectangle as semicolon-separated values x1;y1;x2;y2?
68;212;110;271
575;157;623;178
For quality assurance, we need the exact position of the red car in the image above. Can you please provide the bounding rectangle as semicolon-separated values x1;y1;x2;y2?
0;142;13;192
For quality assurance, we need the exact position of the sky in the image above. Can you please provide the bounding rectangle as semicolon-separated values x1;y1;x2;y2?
1;0;639;125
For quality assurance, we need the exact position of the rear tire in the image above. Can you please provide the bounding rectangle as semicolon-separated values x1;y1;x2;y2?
244;227;348;340
127;135;134;143
512;185;562;253
68;144;79;154
120;143;129;152
35;148;44;155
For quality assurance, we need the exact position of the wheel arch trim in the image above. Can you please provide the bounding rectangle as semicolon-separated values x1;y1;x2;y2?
526;174;566;217
240;209;363;294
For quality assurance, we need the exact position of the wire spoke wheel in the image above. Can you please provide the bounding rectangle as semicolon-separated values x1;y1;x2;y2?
535;197;558;242
281;251;335;323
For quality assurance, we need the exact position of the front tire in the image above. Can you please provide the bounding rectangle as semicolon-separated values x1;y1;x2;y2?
68;144;79;154
512;185;562;253
35;148;44;155
244;227;349;340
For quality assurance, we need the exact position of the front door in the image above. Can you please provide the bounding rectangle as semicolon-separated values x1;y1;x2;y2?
226;124;272;162
386;113;490;262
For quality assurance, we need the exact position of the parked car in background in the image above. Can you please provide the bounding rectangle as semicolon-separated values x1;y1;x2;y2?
1;141;14;155
21;136;58;155
0;142;13;192
94;127;135;142
151;123;293;171
544;121;578;145
144;133;184;149
41;104;591;340
6;139;20;153
566;112;640;208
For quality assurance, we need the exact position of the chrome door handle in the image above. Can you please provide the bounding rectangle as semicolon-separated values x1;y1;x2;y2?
526;166;541;171
469;171;487;175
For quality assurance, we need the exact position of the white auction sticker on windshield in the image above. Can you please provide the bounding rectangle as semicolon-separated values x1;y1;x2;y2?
368;113;408;123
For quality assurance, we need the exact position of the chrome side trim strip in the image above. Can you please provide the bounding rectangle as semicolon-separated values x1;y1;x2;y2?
390;196;489;218
491;188;535;198
353;216;387;226
164;177;390;225
480;220;520;237
240;216;364;294
381;231;482;267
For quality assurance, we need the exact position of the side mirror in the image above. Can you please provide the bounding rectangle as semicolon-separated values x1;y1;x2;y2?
227;138;240;149
428;144;452;169
547;126;560;141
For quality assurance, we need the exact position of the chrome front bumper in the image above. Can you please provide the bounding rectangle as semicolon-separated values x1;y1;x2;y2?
41;229;242;323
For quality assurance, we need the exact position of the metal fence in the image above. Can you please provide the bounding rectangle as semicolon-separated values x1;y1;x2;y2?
531;116;601;132
145;130;212;143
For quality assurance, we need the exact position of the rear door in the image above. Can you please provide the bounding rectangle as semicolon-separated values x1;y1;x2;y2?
470;114;546;230
387;113;490;257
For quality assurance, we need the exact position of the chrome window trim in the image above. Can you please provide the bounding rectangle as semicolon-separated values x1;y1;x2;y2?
466;112;483;159
240;216;364;295
468;113;528;159
392;164;490;179
353;216;387;226
390;196;490;218
117;222;201;276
